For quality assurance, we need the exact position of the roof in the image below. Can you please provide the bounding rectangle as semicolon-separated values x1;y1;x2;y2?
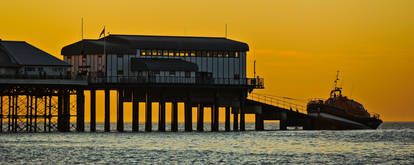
131;58;198;71
61;34;249;56
0;41;70;67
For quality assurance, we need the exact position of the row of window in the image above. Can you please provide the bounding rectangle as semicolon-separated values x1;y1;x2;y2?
24;67;63;72
140;50;241;58
66;56;103;66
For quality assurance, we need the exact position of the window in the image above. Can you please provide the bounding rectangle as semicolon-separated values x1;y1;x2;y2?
185;71;191;78
180;51;185;56
117;55;123;75
218;52;223;57
169;71;176;75
146;50;151;56
185;51;189;57
98;56;102;65
98;56;103;71
152;71;160;75
25;67;35;72
152;50;157;56
67;57;72;64
38;67;44;72
141;50;146;56
190;51;196;57
82;55;87;64
225;52;229;58
169;51;174;56
163;50;168;56
212;52;218;57
229;52;235;58
235;52;239;58
158;50;162;56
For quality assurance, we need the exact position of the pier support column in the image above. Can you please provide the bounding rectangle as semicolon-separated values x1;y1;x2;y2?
26;95;30;132
76;89;85;132
184;100;192;132
7;95;11;132
0;96;2;133
43;96;47;132
90;89;96;132
233;108;239;131
57;92;63;132
62;91;70;132
240;103;246;131
117;89;124;132
104;89;110;132
255;114;264;131
158;101;166;132
280;112;287;130
48;95;52;132
33;96;37;132
225;107;230;131
171;101;178;132
132;89;139;132
212;105;219;132
210;106;214;131
145;90;152;132
197;104;204;131
13;95;18;132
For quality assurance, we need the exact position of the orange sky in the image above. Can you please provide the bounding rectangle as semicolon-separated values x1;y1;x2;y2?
1;0;413;122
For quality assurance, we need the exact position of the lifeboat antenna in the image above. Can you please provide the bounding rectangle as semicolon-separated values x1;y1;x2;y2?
331;70;342;97
334;70;340;89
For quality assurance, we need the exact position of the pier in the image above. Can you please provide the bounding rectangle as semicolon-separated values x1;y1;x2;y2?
0;36;313;133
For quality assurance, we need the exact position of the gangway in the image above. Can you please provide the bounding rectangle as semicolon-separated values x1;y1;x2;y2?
245;93;312;130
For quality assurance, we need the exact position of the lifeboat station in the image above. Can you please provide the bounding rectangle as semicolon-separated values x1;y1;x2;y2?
0;35;312;133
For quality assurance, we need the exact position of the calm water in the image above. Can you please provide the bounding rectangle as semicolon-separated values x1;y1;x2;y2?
0;122;413;164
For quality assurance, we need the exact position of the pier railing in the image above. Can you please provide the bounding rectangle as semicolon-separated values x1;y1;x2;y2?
0;74;263;88
248;93;306;114
88;76;264;88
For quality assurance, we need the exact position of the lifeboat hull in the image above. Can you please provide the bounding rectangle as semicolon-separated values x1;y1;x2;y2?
307;103;382;130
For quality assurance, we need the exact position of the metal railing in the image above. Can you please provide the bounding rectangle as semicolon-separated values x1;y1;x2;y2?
0;74;264;88
0;74;75;80
248;93;306;114
88;75;264;88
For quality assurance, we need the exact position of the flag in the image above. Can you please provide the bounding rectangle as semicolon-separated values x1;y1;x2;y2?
99;26;105;38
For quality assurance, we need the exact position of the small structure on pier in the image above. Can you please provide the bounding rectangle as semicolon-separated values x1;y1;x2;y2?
0;40;70;78
0;40;87;133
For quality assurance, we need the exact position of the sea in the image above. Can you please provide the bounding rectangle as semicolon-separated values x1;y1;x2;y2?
0;122;413;164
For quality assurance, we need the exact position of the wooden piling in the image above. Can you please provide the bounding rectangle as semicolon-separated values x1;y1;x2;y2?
184;101;192;132
280;112;287;130
76;89;85;132
171;101;178;132
90;89;96;132
104;89;110;132
225;107;230;131
44;96;47;132
197;104;204;131
255;114;264;131
0;96;2;132
212;105;219;132
145;90;152;132
233;108;238;131
117;89;124;132
34;96;38;132
132;89;139;132
159;101;166;131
